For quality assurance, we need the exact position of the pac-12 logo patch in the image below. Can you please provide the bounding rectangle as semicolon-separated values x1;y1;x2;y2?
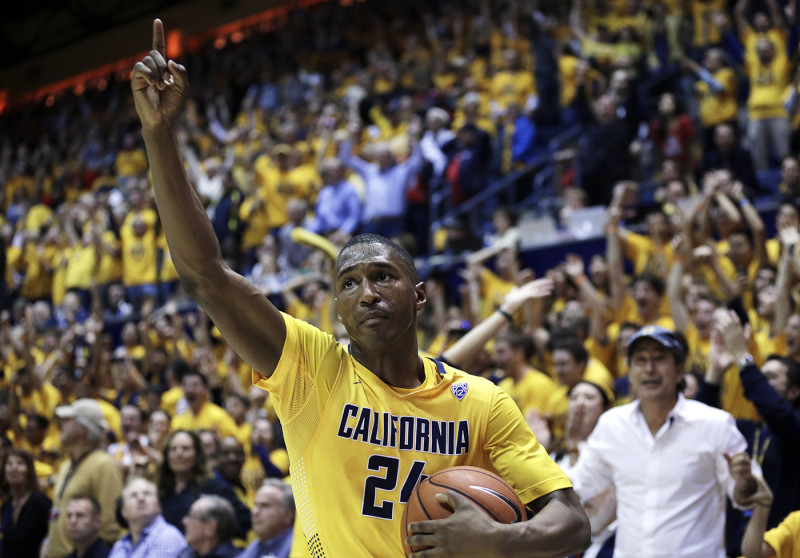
451;382;468;400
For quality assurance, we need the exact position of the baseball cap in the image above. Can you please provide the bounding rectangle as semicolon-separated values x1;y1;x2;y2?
626;326;687;364
55;398;109;431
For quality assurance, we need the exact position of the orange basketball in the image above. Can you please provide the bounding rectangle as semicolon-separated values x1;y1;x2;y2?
400;466;526;555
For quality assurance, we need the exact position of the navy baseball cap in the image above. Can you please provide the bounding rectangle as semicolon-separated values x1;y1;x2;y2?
626;326;687;364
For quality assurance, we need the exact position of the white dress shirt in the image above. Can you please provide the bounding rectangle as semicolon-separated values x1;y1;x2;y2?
570;395;756;558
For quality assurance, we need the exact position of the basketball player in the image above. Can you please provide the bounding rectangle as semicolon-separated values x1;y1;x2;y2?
132;19;590;557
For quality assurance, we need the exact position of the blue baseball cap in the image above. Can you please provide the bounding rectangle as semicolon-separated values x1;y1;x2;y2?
626;326;687;364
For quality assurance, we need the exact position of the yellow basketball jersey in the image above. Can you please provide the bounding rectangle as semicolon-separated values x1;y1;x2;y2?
255;314;571;557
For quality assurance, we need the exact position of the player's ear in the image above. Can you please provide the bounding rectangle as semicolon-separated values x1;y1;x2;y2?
414;281;427;312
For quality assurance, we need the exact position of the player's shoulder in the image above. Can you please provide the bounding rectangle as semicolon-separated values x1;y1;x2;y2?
438;361;505;398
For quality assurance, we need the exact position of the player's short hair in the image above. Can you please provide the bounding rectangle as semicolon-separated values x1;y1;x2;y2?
338;234;418;282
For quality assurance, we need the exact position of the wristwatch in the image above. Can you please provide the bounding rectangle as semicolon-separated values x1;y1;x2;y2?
737;354;755;370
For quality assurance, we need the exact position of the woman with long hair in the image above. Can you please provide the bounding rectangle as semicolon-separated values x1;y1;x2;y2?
0;449;51;558
157;429;250;537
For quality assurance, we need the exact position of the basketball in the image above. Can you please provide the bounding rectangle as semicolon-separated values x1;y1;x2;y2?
401;466;526;555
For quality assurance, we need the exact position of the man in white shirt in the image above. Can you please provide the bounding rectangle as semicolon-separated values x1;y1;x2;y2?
570;326;759;558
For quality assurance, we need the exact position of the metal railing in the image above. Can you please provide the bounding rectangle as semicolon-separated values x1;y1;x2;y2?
428;124;583;252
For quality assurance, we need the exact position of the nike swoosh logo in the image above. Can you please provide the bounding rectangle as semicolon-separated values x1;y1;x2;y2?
353;381;362;384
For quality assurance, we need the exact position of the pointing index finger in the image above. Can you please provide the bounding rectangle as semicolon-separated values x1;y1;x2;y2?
153;18;165;56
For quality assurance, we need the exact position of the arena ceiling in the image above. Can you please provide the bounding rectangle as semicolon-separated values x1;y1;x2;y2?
0;0;199;71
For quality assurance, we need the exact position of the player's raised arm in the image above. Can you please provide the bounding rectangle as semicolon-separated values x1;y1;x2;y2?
131;19;285;376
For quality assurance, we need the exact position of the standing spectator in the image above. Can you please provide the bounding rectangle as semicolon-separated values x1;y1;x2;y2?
339;123;424;237
47;399;123;558
714;311;800;530
108;404;154;477
577;95;633;206
0;448;51;558
157;430;250;537
685;49;739;152
64;496;108;558
309;158;361;242
109;477;186;558
178;496;239;558
276;199;313;275
120;188;158;311
236;480;294;558
744;37;792;171
570;326;760;557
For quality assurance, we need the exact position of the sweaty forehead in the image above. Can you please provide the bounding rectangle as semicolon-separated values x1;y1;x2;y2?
337;244;413;279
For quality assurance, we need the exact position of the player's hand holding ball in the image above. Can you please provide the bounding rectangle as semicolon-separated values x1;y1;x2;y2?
403;466;526;557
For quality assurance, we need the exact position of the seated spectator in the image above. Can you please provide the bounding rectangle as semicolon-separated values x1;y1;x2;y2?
700;124;759;194
158;430;251;537
0;448;51;558
108;404;152;476
171;369;238;442
236;480;295;558
109;477;186;558
649;92;695;175
64;496;109;558
179;496;239;558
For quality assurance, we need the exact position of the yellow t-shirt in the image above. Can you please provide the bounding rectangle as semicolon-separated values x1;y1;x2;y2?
255;313;571;557
25;204;54;232
497;368;559;416
697;68;739;127
20;243;52;301
171;401;239;441
64;245;96;290
478;268;515;322
489;70;536;109
96;230;123;285
253;157;311;229
747;52;792;120
16;382;61;419
160;385;183;417
158;232;180;283
764;510;800;558
623;231;674;278
691;0;725;47
115;148;148;177
685;323;712;375
120;209;158;287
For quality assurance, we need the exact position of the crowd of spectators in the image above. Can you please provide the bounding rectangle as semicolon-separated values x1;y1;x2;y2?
2;0;800;556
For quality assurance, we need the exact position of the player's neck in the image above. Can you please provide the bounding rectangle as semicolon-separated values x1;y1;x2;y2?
352;343;425;389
